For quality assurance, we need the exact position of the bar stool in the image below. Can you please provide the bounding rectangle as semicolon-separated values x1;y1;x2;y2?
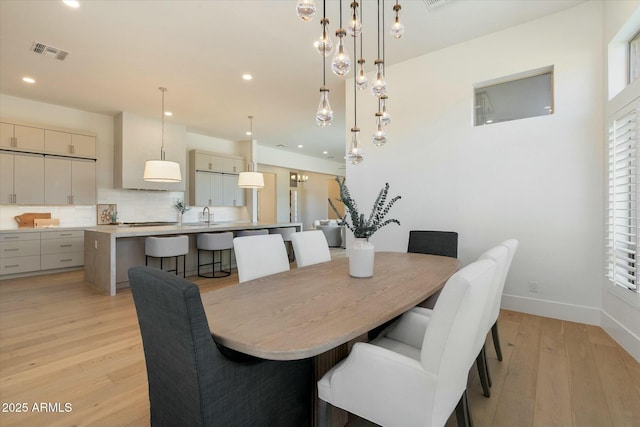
235;229;269;237
145;235;189;277
197;232;233;278
271;227;297;262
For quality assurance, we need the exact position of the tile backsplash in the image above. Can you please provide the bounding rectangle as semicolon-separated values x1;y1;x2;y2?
0;189;249;230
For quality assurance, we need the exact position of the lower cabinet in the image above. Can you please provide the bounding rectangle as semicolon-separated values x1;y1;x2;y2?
41;230;84;270
0;230;84;278
0;233;40;275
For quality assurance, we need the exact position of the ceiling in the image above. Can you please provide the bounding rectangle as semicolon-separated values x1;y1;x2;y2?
0;0;584;164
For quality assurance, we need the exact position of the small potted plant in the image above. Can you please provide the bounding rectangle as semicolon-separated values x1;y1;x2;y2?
329;176;401;277
174;199;191;225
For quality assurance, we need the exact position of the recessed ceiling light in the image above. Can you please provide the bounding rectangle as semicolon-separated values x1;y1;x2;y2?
246;131;252;136
323;151;328;155
164;111;172;117
62;0;80;8
276;144;286;148
22;76;36;84
297;144;303;148
242;74;253;81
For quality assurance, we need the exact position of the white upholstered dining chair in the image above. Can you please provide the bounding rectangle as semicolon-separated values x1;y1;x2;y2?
290;230;331;268
485;239;519;364
317;258;497;427
233;234;290;283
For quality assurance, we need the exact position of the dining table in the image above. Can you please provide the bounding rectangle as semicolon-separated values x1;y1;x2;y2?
200;251;460;426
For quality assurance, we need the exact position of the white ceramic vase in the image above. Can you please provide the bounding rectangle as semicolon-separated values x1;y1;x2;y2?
349;238;375;278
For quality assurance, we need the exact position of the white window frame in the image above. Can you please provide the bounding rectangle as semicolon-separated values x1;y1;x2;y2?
606;97;640;304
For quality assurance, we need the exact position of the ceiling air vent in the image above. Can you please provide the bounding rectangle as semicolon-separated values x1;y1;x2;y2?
30;42;70;61
423;0;449;10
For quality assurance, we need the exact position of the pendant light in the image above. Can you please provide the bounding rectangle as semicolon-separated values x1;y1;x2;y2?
296;0;316;22
143;87;182;183
347;21;363;165
316;2;333;127
380;94;392;126
314;16;333;56
355;1;368;91
238;116;265;189
331;0;351;77
390;1;405;38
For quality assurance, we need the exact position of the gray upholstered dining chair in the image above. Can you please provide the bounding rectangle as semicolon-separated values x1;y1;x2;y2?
128;266;312;427
317;258;497;427
290;230;331;267
407;230;458;258
233;234;290;283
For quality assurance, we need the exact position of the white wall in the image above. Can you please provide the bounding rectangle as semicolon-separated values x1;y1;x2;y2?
345;2;604;324
602;0;640;361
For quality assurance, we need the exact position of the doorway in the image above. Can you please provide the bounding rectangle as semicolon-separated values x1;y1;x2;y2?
257;172;277;223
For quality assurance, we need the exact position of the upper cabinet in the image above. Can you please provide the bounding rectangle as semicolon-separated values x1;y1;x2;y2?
0;119;97;205
44;130;96;159
0;122;44;153
114;112;186;191
189;150;246;207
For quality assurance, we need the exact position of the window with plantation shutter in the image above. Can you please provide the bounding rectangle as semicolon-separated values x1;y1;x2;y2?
606;98;639;294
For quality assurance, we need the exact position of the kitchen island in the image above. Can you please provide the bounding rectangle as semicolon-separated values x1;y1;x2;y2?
84;222;302;296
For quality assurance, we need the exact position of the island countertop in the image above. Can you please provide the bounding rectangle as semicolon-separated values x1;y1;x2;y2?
84;222;303;296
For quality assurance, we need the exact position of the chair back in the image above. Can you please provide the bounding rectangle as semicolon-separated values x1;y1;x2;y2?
233;234;290;283
419;259;496;427
487;239;519;324
290;230;331;267
476;245;510;349
129;266;222;427
408;230;458;258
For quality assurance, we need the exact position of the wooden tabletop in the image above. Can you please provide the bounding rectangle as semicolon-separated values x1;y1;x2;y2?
201;252;460;360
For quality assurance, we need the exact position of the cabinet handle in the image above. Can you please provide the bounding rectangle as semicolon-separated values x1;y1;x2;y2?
60;244;72;248
208;162;212;170
60;233;72;236
4;248;19;252
4;236;19;239
60;259;72;263
5;264;19;268
10;137;17;147
12;194;16;204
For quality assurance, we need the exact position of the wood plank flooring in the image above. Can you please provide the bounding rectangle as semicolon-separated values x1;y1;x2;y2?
0;266;638;427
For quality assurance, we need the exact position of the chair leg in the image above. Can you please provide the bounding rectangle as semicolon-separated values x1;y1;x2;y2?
483;345;492;387
455;390;474;427
492;321;503;361
317;398;332;427
476;346;491;398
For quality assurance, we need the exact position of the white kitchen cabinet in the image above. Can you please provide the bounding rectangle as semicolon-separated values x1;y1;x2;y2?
223;174;245;206
0;152;44;204
194;171;223;206
0;122;44;152
194;152;224;172
44;130;96;159
44;156;96;205
114;112;186;191
222;156;245;174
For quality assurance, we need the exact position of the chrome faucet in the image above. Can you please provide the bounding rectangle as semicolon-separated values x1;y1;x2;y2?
202;206;210;226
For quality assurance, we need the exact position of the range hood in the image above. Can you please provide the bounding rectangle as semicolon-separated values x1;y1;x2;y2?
114;112;186;191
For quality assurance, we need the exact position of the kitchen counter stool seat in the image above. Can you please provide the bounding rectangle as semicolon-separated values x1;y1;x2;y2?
235;229;269;237
197;232;233;278
145;235;189;277
271;227;297;262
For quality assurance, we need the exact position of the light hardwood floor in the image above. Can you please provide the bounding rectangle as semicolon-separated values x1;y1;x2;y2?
0;267;638;427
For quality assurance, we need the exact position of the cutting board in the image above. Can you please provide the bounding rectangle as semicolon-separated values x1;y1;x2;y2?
14;213;51;228
34;218;60;228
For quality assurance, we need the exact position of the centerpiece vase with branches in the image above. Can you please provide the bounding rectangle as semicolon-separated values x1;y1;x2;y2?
329;177;401;277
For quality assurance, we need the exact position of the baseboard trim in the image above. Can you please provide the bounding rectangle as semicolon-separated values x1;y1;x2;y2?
601;311;640;362
501;294;601;325
502;293;640;362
